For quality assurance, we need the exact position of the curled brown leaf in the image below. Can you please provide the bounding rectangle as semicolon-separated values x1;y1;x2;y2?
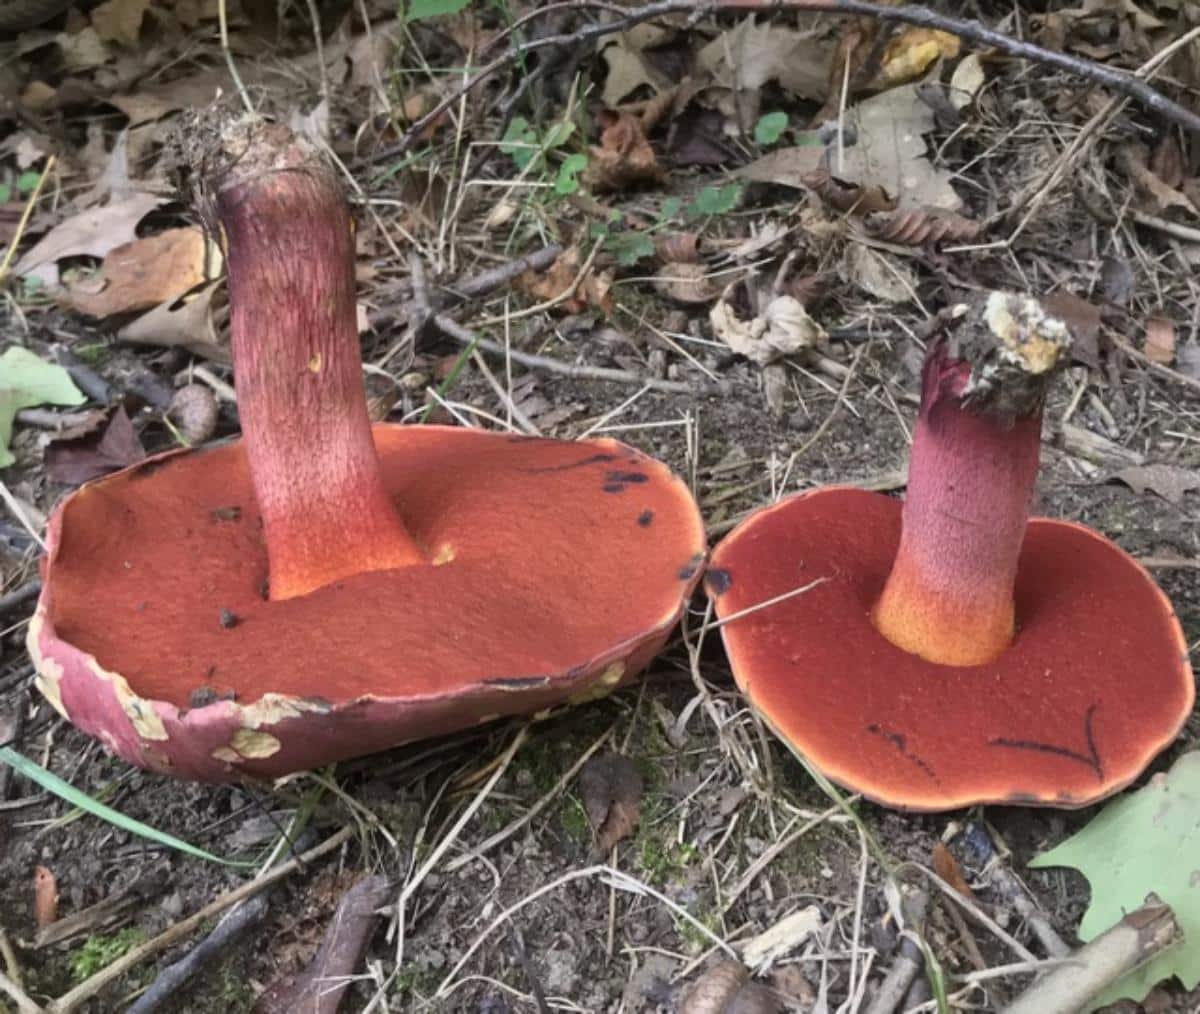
867;207;982;246
802;168;896;215
654;232;700;264
34;865;58;929
584;110;666;193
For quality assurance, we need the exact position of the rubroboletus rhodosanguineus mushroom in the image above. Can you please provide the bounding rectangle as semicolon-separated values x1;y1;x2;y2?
27;119;705;782
707;293;1194;811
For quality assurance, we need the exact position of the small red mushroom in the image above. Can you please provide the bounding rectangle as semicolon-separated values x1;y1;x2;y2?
707;293;1194;811
27;119;705;782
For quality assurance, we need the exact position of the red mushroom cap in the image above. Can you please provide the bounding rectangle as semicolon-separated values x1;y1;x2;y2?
30;427;705;781
706;486;1192;811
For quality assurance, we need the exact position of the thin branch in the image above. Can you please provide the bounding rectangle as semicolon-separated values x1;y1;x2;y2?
371;0;1200;162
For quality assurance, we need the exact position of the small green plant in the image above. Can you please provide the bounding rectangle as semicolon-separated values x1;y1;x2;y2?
69;927;146;982
403;0;470;21
686;182;744;219
754;111;789;146
555;153;588;195
0;169;44;203
500;116;575;171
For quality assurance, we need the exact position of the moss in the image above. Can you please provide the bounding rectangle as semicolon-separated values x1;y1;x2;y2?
68;927;147;983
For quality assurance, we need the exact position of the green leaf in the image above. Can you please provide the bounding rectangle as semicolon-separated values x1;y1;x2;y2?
605;231;655;267
16;170;42;194
403;0;470;21
1030;750;1200;1007
500;117;538;169
754;111;789;146
555;154;588;196
0;746;253;866
541;121;575;151
0;183;11;203
0;347;87;468
686;182;744;219
657;196;682;223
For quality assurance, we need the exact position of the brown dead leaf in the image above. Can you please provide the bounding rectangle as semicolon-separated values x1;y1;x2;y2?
255;874;390;1014
1150;136;1184;190
1119;143;1198;216
119;280;228;361
601;31;671;106
1143;316;1177;365
655;232;700;263
15;192;165;285
579;752;643;859
868;207;982;246
843;243;916;304
678;960;782;1014
45;405;146;485
1111;464;1200;506
1042;290;1102;367
875;28;960;88
949;53;986;111
65;227;213;318
710;291;827;366
655;261;719;305
56;27;110;71
696;17;831;103
933;843;975;899
583;110;666;192
34;866;58;929
91;0;149;46
804;168;896;215
517;246;613;315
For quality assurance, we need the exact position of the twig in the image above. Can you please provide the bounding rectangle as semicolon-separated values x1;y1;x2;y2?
471;240;601;327
1131;210;1200;244
372;0;1200;162
433;315;701;395
125;895;268;1014
865;887;930;1014
1001;899;1179;1014
216;0;253;115
470;351;541;435
0;155;55;285
445;726;612;873
46;827;353;1014
0;482;45;553
444;244;562;305
1109;334;1200;396
0;580;41;616
0;968;40;1014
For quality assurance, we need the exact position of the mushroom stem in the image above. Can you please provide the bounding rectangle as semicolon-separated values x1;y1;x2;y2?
872;294;1071;666
212;121;425;599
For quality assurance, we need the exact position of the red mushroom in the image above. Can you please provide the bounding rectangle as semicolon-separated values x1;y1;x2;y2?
706;294;1194;811
27;119;705;782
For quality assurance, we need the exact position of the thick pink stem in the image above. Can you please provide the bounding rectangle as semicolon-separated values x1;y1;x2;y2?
214;123;424;600
872;339;1042;666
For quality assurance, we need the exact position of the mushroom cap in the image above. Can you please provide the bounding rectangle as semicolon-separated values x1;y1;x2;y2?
706;487;1193;811
30;425;705;782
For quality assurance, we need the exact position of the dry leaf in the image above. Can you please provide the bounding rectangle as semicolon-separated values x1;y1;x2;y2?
655;261;719;305
868;206;982;246
517;246;613;315
1143;316;1176;365
654;232;700;263
56;27;110;70
949;53;986;110
90;0;150;46
875;28;960;88
678;961;782;1014
254;875;390;1014
696;17;831;102
119;280;228;361
15;192;165;285
579;752;643;860
710;292;827;366
584;110;666;192
741;906;822;969
803;168;896;215
65;227;213;318
843;243;916;303
45;405;146;485
1149;136;1184;189
34;866;58;929
932;843;976;899
1042;290;1102;367
1100;256;1135;307
1119;144;1198;216
166;384;219;445
1111;464;1200;506
741;84;961;210
600;32;669;106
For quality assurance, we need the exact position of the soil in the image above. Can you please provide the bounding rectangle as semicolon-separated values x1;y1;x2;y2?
1;2;1199;1012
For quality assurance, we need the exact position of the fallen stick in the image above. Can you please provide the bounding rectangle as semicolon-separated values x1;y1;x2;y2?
372;0;1200;162
125;895;268;1014
432;315;704;395
0;580;41;616
444;244;562;305
865;887;930;1014
1001;899;1179;1014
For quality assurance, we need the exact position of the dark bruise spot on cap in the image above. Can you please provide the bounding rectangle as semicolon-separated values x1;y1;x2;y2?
1005;791;1047;806
211;506;241;522
705;568;732;595
677;553;705;581
602;483;625;494
520;453;617;473
484;675;552;690
637;509;654;527
606;470;649;484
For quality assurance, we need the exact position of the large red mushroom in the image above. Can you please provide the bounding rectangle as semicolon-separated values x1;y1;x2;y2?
27;119;705;782
707;294;1194;811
